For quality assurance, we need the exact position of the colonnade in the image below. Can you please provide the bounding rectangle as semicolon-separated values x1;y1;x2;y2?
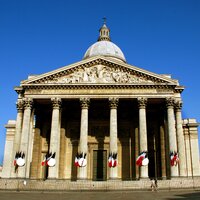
11;96;187;179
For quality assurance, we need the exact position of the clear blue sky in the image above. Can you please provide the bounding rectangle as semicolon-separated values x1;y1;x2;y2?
0;0;200;164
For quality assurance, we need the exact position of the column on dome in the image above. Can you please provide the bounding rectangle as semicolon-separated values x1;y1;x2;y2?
137;97;148;179
11;99;24;177
18;98;33;178
78;98;90;180
109;98;119;179
175;100;187;177
166;97;179;177
48;97;62;179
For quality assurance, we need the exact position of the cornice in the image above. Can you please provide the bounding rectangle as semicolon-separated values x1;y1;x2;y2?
14;86;24;95
20;83;176;90
183;123;200;128
174;86;184;93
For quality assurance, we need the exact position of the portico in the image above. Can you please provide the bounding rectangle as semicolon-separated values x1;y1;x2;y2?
2;23;200;183
5;95;196;180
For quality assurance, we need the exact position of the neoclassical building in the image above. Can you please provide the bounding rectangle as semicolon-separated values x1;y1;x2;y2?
2;23;200;182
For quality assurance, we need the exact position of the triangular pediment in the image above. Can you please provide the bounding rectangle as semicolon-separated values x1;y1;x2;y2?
21;56;178;86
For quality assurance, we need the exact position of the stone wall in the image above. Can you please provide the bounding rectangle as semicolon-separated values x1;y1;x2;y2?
0;178;200;191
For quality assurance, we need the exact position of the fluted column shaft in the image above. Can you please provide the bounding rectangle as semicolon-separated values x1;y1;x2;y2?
175;100;187;176
78;98;90;179
48;98;62;179
26;109;35;177
166;97;179;177
18;98;33;178
138;97;148;178
109;98;119;179
160;125;167;179
11;99;24;177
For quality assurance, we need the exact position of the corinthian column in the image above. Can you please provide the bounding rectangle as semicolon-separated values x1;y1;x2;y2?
175;100;187;177
78;98;90;179
138;97;148;179
48;97;62;179
18;98;33;178
109;98;119;179
11;99;24;177
166;97;179;177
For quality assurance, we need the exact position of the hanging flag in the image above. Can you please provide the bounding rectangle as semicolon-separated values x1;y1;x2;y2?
75;152;87;167
46;152;56;167
41;154;47;166
108;153;112;168
136;151;149;166
174;152;179;166
108;152;117;168
15;151;25;167
14;152;19;166
74;153;80;167
170;151;179;166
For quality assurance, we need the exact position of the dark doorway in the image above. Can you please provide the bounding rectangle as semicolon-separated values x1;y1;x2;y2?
93;150;107;181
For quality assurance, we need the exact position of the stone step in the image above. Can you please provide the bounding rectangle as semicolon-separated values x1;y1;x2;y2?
0;178;199;191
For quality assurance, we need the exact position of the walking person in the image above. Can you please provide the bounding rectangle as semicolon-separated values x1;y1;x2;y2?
150;178;158;191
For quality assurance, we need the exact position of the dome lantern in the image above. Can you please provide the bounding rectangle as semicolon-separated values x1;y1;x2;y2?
83;21;126;63
98;18;111;41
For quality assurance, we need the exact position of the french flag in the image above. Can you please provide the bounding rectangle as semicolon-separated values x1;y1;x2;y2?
41;154;47;166
74;153;80;167
136;152;146;166
108;153;113;168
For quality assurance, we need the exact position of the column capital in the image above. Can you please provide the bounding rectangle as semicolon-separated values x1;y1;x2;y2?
166;97;175;109
23;98;33;110
16;99;24;112
137;97;147;109
174;100;183;111
51;97;62;109
80;98;90;109
109;98;119;109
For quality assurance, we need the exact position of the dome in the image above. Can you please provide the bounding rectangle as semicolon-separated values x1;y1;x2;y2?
83;41;126;62
83;22;126;63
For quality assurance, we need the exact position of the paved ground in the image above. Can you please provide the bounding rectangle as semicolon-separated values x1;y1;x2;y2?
0;190;200;200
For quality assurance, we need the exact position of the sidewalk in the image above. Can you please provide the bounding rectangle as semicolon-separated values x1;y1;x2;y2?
0;190;200;200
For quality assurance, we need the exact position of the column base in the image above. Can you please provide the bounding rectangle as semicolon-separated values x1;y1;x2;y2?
46;178;57;180
179;175;188;178
170;176;180;180
108;178;120;181
139;177;149;180
77;178;88;181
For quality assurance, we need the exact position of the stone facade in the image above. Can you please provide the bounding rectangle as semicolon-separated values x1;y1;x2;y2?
2;23;200;188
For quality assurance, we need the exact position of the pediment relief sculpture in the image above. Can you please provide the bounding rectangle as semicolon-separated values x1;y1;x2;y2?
43;65;154;84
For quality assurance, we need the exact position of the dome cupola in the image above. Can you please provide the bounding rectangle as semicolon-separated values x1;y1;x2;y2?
98;23;110;41
83;20;126;63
